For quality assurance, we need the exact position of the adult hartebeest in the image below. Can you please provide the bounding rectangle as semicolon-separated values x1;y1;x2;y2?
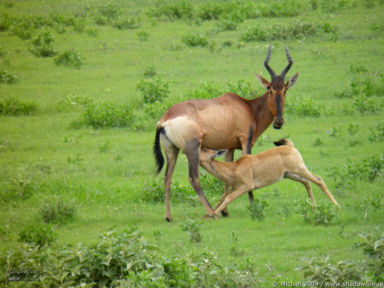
154;46;299;221
199;140;340;216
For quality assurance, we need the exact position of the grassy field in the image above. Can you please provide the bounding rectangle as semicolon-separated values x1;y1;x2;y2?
1;0;384;287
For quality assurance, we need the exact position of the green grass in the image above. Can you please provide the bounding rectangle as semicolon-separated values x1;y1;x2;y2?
1;0;384;286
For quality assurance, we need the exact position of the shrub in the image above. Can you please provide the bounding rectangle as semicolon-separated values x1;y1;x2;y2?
240;21;338;42
296;199;337;225
369;122;384;142
200;171;224;195
229;232;244;257
0;97;37;116
1;228;261;287
182;32;209;47
286;97;324;117
0;70;18;84
180;218;203;243
136;30;150;41
248;198;269;221
299;256;361;286
0;171;35;202
336;75;384;99
18;223;57;247
140;179;198;205
144;100;168;119
216;19;238;31
148;1;194;21
94;3;122;25
226;79;258;98
356;191;384;222
112;17;140;29
356;231;384;281
54;49;84;68
39;196;76;224
188;81;221;99
143;66;157;78
352;94;380;114
30;30;56;57
137;77;170;104
82;101;135;128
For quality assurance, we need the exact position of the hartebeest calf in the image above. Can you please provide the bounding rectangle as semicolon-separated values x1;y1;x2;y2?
199;139;340;216
154;46;299;221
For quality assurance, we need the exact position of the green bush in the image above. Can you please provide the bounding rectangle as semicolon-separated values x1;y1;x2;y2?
240;21;338;42
356;231;384;281
180;218;203;243
369;122;384;142
39;196;76;224
200;171;224;195
1;228;261;287
18;223;57;247
182;32;209;47
137;77;170;104
148;1;194;21
144;101;168;119
226;80;258;98
0;171;35;203
82;101;135;128
248;198;269;221
286;97;324;117
136;30;150;41
30;30;56;57
188;81;221;99
296;199;337;225
94;3;122;25
0;96;37;116
140;179;198;205
54;49;84;68
0;70;18;84
300;256;361;286
143;66;157;78
352;94;380;114
216;19;239;31
113;17;140;29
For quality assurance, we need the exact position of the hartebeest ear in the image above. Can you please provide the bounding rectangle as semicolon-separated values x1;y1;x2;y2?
255;73;270;89
286;72;299;89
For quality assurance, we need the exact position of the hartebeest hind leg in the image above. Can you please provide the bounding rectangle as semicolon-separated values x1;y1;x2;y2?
163;143;180;222
185;139;216;218
284;172;316;208
294;169;340;208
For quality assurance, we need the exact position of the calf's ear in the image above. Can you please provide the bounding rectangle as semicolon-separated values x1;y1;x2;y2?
214;150;228;158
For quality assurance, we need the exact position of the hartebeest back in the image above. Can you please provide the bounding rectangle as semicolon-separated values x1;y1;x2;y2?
154;46;299;221
199;140;340;216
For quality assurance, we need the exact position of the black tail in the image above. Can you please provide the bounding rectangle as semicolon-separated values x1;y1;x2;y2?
153;127;165;175
273;138;291;147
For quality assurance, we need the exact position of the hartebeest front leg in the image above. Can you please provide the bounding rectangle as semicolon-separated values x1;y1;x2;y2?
214;184;253;216
185;139;216;218
218;149;235;217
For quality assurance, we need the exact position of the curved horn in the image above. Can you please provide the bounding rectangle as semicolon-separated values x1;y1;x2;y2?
264;45;276;80
280;47;293;79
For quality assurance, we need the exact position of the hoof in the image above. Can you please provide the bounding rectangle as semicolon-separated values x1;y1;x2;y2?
203;213;217;220
165;217;173;222
221;210;229;217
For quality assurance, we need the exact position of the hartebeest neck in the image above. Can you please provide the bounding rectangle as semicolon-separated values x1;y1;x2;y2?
247;94;275;139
